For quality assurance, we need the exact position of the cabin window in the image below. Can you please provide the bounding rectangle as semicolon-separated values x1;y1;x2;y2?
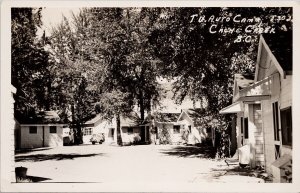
280;107;292;146
50;126;57;133
173;125;180;134
272;102;280;141
29;126;37;134
188;125;192;133
128;127;133;134
244;117;249;139
84;128;93;135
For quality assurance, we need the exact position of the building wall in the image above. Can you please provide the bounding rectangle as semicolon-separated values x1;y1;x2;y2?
235;103;264;168
252;104;265;166
280;75;292;109
156;123;181;144
21;126;43;148
10;86;16;182
45;126;63;147
178;112;202;144
20;125;63;148
121;127;140;144
279;75;292;157
236;112;243;149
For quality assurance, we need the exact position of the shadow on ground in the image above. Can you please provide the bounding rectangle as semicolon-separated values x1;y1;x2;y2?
16;175;52;183
15;153;105;162
160;145;215;158
15;147;54;154
211;165;254;178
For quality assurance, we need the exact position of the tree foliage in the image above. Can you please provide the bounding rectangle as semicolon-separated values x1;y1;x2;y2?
11;8;54;121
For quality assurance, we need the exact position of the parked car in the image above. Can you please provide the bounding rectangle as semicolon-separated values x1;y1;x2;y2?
90;133;105;145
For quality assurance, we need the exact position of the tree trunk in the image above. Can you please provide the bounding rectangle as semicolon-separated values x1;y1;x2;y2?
116;114;123;146
139;91;144;121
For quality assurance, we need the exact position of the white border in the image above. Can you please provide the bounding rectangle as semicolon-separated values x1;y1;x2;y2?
1;1;300;192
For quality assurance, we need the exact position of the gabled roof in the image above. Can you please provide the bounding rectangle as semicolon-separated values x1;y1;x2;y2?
144;112;181;123
262;31;292;72
120;112;141;127
84;114;103;127
19;111;62;124
155;113;180;123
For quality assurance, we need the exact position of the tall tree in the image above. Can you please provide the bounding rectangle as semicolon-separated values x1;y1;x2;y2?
49;11;101;143
147;7;292;156
87;8;163;121
11;8;55;121
148;7;292;117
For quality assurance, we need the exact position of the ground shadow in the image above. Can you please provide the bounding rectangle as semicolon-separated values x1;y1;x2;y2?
160;145;215;159
213;165;253;175
15;153;105;162
15;147;54;154
21;176;51;182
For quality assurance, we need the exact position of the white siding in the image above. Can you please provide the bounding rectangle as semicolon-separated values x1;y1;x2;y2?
21;126;43;148
121;127;140;144
20;125;63;148
280;75;292;109
45;126;63;147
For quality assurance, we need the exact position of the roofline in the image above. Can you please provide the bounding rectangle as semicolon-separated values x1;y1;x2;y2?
177;110;193;123
20;123;67;126
255;35;285;82
156;121;177;124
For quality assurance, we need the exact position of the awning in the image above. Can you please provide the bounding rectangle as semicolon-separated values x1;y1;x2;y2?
219;102;243;114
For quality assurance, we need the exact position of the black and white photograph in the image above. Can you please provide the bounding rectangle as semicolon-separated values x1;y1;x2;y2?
1;1;299;192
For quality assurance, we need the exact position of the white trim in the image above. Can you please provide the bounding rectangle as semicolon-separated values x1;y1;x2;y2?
254;34;263;82
255;35;285;82
177;110;193;123
156;121;176;124
219;102;243;114
20;124;66;127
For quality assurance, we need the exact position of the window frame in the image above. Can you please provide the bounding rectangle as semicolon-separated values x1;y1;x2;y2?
127;127;133;134
280;106;292;146
29;126;37;134
173;125;180;134
272;101;280;141
244;117;249;139
84;128;93;136
49;126;57;134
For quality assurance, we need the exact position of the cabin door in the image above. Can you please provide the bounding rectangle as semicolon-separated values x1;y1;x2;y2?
141;126;145;142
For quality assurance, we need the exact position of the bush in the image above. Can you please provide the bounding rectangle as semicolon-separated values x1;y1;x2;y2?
133;134;141;145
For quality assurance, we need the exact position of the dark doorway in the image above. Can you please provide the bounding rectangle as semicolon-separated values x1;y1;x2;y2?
146;126;150;142
141;126;145;142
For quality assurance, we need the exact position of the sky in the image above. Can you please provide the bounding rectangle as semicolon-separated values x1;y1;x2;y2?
38;7;80;36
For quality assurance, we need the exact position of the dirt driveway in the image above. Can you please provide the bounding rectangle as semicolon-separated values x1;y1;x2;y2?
15;144;264;184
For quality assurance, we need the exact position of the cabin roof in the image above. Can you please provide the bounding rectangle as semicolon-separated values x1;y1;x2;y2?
144;112;181;123
84;114;102;125
120;112;141;127
18;111;62;124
